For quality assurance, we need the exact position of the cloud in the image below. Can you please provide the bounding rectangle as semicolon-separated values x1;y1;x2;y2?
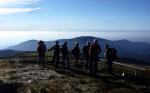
0;0;42;14
0;0;42;4
0;8;40;14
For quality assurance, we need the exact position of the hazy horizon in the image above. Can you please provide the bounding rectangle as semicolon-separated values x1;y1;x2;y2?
0;30;150;49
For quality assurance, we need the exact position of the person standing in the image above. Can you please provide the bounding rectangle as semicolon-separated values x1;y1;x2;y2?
37;40;46;67
82;41;91;68
105;44;116;74
49;41;60;66
61;41;70;69
72;42;80;67
89;39;101;75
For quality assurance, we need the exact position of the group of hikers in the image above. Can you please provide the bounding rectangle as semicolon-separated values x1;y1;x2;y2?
37;39;117;75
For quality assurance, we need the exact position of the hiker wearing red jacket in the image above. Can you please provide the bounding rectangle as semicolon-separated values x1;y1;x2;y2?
89;39;101;75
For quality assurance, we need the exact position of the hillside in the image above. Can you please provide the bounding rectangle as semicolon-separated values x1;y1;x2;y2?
6;36;150;63
0;59;150;93
0;50;21;57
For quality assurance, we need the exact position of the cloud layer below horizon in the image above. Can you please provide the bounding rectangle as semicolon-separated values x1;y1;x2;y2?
0;31;149;49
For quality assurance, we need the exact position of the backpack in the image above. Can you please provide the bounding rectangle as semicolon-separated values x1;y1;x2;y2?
72;46;80;56
82;46;87;54
110;48;117;59
72;48;75;55
61;45;68;54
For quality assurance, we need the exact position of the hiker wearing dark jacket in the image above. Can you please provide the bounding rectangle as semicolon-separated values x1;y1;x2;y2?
82;41;91;68
105;44;114;74
49;41;60;66
72;42;80;67
89;39;101;75
37;40;46;67
61;42;70;69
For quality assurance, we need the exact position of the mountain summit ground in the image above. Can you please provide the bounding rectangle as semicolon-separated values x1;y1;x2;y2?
0;58;150;93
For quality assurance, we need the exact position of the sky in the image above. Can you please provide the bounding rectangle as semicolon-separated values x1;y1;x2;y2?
0;0;150;48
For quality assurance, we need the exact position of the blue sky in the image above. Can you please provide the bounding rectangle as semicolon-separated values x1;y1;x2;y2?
0;0;150;31
0;0;150;49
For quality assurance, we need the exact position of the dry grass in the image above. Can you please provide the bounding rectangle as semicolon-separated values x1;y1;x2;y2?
18;76;139;93
0;58;150;93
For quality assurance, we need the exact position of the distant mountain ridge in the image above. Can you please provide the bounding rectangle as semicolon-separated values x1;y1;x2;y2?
0;50;20;57
6;36;150;63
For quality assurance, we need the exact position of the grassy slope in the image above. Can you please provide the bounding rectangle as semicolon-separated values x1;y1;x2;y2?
0;62;143;93
0;52;150;93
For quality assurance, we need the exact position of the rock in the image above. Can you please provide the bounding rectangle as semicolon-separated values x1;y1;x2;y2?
0;79;3;86
40;88;48;93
